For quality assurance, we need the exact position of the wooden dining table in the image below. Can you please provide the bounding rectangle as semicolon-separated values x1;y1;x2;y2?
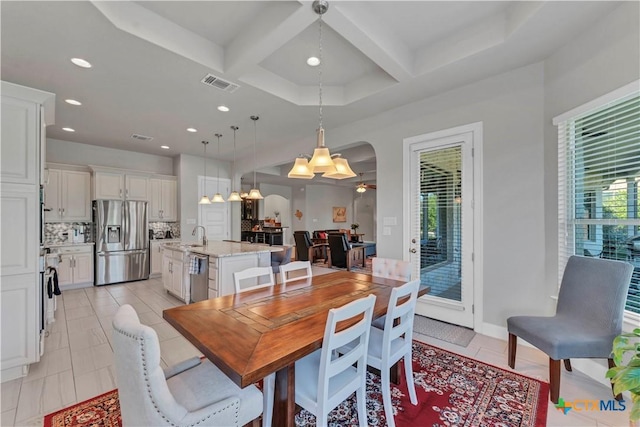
163;271;429;427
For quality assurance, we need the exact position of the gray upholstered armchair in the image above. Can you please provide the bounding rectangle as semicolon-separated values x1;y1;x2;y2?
112;304;263;426
507;255;633;404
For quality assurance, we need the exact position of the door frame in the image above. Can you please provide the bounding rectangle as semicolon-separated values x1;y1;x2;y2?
403;122;484;332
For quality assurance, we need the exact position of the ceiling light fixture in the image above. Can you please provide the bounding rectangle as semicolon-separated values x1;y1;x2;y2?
227;126;242;202
187;128;197;133
65;99;82;106
356;183;367;193
62;127;75;132
307;56;320;66
211;133;225;203
161;145;170;150
70;58;92;68
217;105;230;112
288;0;355;180
247;116;264;200
198;141;211;204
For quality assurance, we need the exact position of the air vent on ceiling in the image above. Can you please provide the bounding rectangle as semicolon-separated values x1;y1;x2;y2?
131;134;154;141
201;73;240;93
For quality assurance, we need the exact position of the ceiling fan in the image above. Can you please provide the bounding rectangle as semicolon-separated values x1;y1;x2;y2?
356;173;376;193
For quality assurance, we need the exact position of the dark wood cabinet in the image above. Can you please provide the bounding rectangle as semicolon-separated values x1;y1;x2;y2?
241;199;258;220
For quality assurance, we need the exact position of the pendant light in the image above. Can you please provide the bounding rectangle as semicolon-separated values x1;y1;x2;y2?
356;172;367;193
287;0;356;180
247;116;263;200
227;125;242;202
198;141;211;204
210;133;225;203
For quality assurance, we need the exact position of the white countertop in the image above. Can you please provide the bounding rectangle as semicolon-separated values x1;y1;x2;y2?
161;241;282;258
44;242;94;248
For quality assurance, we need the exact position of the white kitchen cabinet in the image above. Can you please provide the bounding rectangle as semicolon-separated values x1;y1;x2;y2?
208;252;271;297
51;245;94;288
93;170;149;201
150;239;180;277
149;178;177;221
0;81;54;382
162;248;188;302
44;169;91;221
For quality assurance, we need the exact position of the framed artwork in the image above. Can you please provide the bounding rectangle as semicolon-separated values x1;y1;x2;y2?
332;206;346;222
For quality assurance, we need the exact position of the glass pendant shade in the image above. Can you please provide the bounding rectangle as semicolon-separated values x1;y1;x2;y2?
322;157;356;179
288;157;314;179
199;140;211;204
240;191;249;199
199;195;212;204
247;188;263;199
211;193;225;203
227;191;242;202
356;184;367;193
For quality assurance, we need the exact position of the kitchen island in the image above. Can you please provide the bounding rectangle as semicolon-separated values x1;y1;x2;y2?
161;241;282;302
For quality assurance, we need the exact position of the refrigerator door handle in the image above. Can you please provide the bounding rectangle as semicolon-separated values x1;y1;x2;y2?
97;249;147;256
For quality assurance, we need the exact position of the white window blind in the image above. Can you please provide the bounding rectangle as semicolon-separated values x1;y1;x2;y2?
555;82;640;315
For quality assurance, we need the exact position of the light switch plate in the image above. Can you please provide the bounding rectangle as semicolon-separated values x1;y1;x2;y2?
383;217;397;226
383;227;391;236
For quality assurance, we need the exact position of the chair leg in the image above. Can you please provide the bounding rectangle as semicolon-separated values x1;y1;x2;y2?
549;358;561;404
403;353;418;405
508;333;517;368
356;382;368;427
262;374;274;427
380;363;396;427
608;358;623;401
563;359;572;372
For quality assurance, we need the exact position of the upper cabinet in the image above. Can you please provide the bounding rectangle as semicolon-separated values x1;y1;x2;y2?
0;96;37;185
44;168;91;222
149;178;177;221
93;169;149;201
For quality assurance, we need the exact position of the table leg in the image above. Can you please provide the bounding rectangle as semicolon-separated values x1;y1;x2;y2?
273;363;295;427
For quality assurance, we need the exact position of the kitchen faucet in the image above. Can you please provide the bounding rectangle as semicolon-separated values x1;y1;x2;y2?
192;226;207;246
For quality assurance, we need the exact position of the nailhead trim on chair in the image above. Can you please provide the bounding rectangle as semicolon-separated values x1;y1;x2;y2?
113;325;240;426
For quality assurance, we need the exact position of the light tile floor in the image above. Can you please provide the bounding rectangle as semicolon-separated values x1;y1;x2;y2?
1;270;631;426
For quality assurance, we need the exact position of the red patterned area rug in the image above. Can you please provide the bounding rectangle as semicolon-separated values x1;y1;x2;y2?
43;341;547;427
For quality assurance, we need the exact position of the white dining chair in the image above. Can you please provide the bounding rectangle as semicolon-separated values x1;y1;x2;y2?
295;294;376;427
233;266;275;294
279;260;312;283
340;279;420;427
112;304;263;426
371;257;412;329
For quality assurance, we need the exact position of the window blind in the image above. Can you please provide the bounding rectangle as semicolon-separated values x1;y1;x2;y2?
556;86;640;315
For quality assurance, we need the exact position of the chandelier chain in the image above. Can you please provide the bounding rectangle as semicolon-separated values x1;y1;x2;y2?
318;13;323;130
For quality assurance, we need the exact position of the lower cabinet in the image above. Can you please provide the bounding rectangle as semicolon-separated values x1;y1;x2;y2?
52;246;94;288
209;252;271;297
150;239;180;277
162;249;188;302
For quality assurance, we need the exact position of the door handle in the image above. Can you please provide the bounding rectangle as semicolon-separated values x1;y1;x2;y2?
410;248;417;253
61;208;65;216
411;238;416;243
119;189;123;197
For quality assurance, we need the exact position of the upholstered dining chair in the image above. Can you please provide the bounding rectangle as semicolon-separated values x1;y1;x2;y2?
279;260;312;283
507;255;634;404
271;245;293;282
233;266;275;294
327;232;354;270
295;294;376;427
112;304;263;426
371;257;413;329
339;280;420;427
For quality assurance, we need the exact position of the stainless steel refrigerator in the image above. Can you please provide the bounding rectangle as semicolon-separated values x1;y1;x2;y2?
94;200;149;286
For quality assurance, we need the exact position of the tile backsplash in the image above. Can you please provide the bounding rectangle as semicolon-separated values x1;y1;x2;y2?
44;222;92;245
149;222;181;239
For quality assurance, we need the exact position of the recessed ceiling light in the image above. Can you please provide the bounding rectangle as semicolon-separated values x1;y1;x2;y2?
217;105;230;112
160;145;170;150
62;127;75;132
65;99;82;106
70;58;92;68
307;56;320;67
186;128;197;133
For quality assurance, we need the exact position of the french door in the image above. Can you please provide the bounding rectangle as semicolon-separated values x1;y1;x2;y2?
404;123;481;328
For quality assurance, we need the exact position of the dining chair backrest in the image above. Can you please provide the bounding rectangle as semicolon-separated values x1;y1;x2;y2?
318;294;376;412
279;260;312;283
233;266;275;294
380;280;420;353
372;257;412;282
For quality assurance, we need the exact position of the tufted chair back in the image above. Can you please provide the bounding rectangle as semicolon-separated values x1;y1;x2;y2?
372;257;412;281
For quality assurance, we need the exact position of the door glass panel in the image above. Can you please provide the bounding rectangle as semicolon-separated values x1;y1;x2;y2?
419;146;462;301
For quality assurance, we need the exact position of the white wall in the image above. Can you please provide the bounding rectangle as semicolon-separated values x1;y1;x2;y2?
47;139;174;174
304;185;355;232
354;189;376;242
542;1;640;303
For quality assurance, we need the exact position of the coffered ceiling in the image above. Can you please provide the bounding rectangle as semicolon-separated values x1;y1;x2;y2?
0;1;621;186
